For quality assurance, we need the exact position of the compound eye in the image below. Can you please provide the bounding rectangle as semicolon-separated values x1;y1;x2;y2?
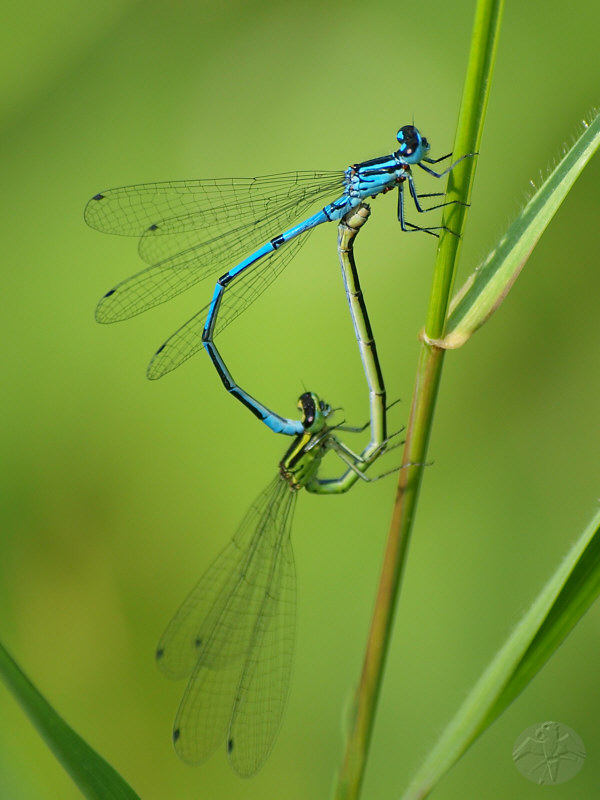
319;400;332;417
396;125;421;156
298;391;317;428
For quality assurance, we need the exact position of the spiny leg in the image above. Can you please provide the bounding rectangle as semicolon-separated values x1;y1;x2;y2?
407;174;468;215
398;150;475;235
397;181;450;236
335;398;403;434
418;151;475;177
306;434;426;494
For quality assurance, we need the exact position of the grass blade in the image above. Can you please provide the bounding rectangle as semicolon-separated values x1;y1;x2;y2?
401;505;600;799
441;110;600;348
0;640;140;800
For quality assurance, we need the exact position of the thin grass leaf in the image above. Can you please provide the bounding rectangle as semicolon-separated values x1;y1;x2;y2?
0;640;140;800
401;505;600;800
439;109;600;348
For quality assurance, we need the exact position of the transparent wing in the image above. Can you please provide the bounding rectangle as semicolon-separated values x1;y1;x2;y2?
146;232;311;379
157;476;297;773
228;500;296;776
85;173;343;237
88;172;344;322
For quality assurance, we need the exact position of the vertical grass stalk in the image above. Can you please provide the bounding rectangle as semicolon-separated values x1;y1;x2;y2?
333;2;504;798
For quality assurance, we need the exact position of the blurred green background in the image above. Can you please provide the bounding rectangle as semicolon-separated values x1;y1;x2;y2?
1;1;599;798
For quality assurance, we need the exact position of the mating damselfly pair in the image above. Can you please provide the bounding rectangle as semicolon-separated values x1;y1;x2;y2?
86;126;468;774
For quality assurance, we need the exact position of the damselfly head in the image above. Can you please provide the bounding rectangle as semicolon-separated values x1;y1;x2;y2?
396;125;430;163
298;391;328;432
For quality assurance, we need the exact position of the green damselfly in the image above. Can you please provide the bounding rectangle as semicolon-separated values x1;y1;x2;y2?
156;390;398;776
